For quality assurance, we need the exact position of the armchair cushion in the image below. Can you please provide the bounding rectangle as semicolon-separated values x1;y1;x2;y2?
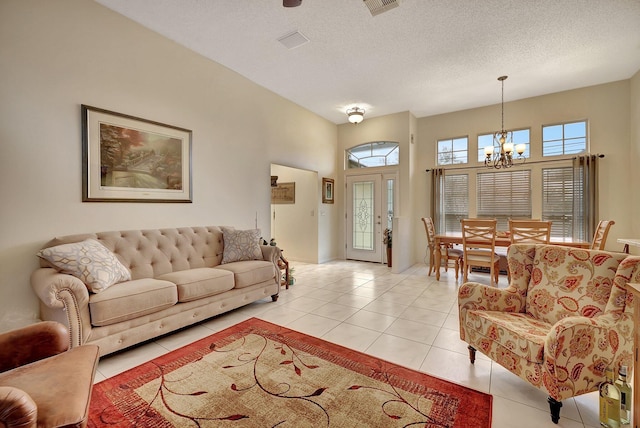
466;311;551;364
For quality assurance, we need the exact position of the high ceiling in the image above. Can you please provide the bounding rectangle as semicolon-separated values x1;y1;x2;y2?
95;0;640;124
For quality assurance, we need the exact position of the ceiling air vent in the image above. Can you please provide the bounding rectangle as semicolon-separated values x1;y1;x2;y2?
363;0;399;16
277;31;310;50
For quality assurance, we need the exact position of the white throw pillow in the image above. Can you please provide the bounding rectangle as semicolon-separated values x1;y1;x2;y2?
221;228;262;264
37;239;131;293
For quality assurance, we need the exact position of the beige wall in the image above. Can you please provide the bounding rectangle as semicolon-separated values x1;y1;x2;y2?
270;164;319;264
415;81;633;260
631;70;640;252
0;0;338;328
337;112;416;269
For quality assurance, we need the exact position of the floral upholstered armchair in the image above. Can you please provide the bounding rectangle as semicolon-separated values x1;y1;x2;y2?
458;244;640;424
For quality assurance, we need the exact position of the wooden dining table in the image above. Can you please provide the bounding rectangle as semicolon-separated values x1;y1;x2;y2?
433;233;591;280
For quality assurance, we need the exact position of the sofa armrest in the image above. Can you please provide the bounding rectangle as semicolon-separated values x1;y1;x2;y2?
260;245;280;264
30;268;91;348
0;321;68;372
260;245;282;291
0;386;37;428
544;312;634;398
458;282;525;313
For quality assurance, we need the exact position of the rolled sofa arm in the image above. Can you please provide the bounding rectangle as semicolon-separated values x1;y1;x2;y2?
0;386;37;428
30;268;91;348
260;245;280;265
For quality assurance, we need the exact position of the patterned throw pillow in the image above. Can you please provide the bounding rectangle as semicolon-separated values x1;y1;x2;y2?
221;228;262;264
37;239;131;293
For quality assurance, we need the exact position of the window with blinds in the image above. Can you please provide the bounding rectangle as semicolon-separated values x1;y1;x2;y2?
442;174;468;233
542;167;585;239
477;170;531;230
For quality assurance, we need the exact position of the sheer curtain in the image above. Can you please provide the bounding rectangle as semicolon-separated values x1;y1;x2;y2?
573;154;599;241
430;168;445;233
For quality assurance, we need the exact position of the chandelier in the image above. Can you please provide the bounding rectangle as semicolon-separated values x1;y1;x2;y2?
484;76;525;169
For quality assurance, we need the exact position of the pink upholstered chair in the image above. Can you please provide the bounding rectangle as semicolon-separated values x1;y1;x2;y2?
458;244;640;424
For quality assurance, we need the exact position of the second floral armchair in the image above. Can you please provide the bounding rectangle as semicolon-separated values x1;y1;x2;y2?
458;243;640;424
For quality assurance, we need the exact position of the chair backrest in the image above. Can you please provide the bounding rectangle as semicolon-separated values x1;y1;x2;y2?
461;219;497;258
509;220;552;244
591;220;615;250
516;244;630;325
421;217;436;247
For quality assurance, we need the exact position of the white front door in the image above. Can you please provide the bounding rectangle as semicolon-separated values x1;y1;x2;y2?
346;174;383;262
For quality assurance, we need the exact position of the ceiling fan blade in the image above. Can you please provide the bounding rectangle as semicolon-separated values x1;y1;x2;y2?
283;0;302;7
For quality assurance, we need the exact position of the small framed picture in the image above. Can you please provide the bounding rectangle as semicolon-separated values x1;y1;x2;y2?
322;178;334;204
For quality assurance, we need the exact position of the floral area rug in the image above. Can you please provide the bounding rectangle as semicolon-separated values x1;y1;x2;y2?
89;318;491;427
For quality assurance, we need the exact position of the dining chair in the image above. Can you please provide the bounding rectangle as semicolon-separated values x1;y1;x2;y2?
422;217;463;279
509;220;552;244
590;220;615;250
461;218;499;286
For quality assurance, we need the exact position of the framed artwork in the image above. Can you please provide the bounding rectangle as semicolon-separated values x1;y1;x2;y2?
271;182;295;204
81;105;192;202
322;178;334;204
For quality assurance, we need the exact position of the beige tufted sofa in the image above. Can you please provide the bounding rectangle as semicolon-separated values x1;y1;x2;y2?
31;226;281;356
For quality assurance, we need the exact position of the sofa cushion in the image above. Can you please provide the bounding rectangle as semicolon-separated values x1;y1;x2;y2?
525;246;627;325
221;228;262;264
89;278;177;326
157;268;234;303
37;239;131;293
466;310;551;364
215;261;275;289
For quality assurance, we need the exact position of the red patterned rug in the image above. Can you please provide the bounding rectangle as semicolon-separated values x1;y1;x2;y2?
89;318;491;427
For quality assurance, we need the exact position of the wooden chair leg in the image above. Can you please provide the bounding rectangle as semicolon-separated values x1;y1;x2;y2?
468;345;476;363
428;248;434;276
454;259;459;280
547;396;562;424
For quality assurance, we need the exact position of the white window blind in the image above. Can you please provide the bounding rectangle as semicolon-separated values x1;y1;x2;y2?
477;170;531;230
442;174;468;233
542;167;574;238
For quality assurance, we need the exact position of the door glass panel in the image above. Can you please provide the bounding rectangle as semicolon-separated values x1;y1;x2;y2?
353;181;374;251
386;179;394;230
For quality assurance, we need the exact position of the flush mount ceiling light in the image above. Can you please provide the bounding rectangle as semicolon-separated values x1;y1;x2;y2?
283;0;302;7
347;107;365;124
484;76;525;169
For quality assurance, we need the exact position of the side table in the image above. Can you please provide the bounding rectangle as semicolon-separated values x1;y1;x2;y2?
277;250;290;289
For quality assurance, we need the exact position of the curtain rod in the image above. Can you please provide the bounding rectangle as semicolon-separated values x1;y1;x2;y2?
425;153;605;172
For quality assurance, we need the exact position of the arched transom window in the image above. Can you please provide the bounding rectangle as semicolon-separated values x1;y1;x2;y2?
346;141;399;168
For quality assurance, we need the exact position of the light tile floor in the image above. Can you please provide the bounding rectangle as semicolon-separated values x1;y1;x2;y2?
95;260;602;428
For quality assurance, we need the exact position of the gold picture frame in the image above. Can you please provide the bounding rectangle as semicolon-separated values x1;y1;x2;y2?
322;178;334;204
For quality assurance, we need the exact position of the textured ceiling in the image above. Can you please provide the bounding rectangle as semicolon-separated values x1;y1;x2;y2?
95;0;640;124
